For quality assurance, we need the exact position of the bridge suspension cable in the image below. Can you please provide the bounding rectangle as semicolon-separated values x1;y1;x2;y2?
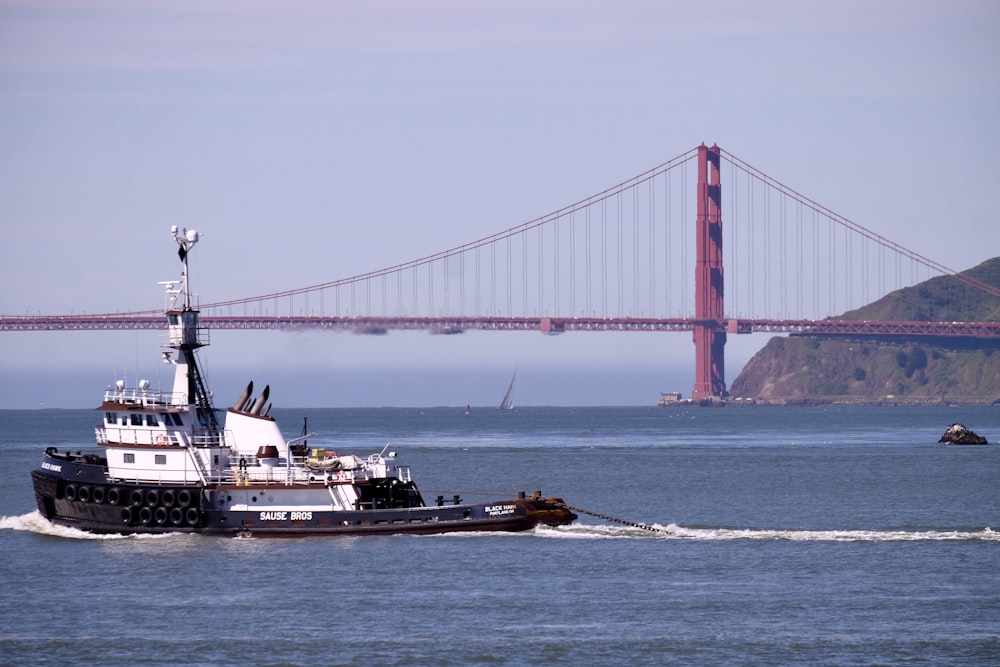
719;148;1000;320
4;144;998;334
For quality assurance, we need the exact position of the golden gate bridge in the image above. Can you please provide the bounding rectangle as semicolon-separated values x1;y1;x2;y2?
5;144;1000;400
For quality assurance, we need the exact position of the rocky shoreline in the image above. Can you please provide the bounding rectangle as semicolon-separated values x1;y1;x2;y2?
659;396;1000;408
724;396;1000;407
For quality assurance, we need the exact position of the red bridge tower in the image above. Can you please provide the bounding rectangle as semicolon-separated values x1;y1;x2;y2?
691;143;727;400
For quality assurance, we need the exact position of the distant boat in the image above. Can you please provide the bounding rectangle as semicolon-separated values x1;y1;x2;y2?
498;370;516;410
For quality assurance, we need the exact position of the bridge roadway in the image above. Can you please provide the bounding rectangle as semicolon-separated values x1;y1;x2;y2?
4;314;1000;337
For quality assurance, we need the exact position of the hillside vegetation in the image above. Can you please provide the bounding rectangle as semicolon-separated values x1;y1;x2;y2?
730;257;1000;404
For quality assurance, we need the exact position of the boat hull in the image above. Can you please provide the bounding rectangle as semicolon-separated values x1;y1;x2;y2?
31;457;576;537
31;468;205;535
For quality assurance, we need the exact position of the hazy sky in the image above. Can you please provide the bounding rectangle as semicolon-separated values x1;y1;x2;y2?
1;1;998;408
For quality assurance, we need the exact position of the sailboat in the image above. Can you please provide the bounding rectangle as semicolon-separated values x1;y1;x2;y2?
498;370;516;410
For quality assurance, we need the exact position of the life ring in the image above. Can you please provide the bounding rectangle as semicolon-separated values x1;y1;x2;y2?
337;471;349;482
64;484;78;501
155;434;167;445
160;489;176;507
145;489;159;507
185;507;201;526
169;507;184;525
77;485;91;503
107;487;121;505
92;486;106;504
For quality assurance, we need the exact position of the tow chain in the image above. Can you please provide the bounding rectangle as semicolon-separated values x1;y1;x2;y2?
562;504;672;535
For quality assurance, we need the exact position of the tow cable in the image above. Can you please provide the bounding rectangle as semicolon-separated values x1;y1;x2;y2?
561;504;673;535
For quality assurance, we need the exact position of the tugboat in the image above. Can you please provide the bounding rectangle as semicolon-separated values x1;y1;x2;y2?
30;227;577;537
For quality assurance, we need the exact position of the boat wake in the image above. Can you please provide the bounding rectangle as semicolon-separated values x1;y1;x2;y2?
5;510;994;543
536;522;999;542
0;511;177;540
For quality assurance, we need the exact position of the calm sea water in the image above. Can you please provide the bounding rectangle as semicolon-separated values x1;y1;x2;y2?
2;405;998;666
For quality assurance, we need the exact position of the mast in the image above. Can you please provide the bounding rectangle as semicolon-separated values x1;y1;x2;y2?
165;226;219;431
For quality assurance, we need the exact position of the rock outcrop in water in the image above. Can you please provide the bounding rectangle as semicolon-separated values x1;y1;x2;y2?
938;423;988;445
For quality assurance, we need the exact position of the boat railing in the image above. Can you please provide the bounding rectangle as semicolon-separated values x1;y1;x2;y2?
224;462;338;486
107;466;204;486
103;387;188;407
189;430;227;447
219;454;394;486
107;473;186;485
96;427;226;448
162;326;210;348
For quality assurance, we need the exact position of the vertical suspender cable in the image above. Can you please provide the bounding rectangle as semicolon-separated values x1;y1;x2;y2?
649;175;655;317
537;225;544;315
570;209;576;316
733;159;741;318
586;204;592;316
633;183;639;316
664;170;671;316
442;256;448;315
813;209;819;319
747;172;754;317
602;198;608;316
780;196;787;318
521;231;528;314
844;227;851;311
681;164;687;315
796;201;803;319
554;212;560;315
427;263;433;316
615;190;625;317
829;219;835;313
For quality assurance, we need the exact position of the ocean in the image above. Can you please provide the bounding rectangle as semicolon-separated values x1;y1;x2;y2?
1;405;998;666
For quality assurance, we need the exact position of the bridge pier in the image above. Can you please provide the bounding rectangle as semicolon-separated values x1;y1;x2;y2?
691;143;727;400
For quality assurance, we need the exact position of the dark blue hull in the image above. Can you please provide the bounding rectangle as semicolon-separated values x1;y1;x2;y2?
31;451;575;537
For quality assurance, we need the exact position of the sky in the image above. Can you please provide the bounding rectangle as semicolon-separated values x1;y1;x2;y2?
1;0;998;408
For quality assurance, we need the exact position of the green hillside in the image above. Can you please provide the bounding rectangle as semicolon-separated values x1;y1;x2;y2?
839;257;1000;322
730;257;1000;404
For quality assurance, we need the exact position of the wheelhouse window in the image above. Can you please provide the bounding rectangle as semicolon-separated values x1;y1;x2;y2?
105;412;116;424
130;414;143;426
145;414;159;427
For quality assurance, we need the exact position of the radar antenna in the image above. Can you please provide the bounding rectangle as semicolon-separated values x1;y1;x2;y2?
171;225;201;310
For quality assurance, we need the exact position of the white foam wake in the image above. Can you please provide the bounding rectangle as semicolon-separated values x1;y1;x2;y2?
536;522;999;542
0;511;174;540
4;511;995;543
